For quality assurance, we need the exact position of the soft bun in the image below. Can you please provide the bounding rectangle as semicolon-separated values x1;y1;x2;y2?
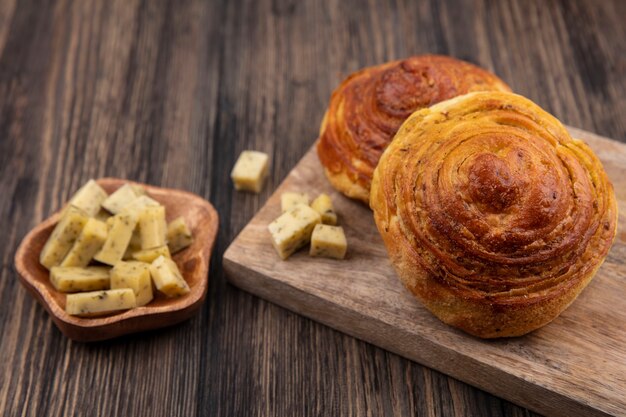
370;91;618;338
317;55;511;203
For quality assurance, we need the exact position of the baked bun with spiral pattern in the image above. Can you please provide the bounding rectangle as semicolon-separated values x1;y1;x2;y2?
370;91;618;338
317;55;511;203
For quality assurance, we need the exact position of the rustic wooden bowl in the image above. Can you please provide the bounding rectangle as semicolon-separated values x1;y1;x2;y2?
14;178;219;342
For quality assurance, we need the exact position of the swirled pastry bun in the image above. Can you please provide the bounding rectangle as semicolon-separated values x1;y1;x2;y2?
317;55;511;203
370;91;618;338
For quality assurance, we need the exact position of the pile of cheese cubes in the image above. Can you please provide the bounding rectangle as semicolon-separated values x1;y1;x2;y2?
268;192;347;260
39;180;194;316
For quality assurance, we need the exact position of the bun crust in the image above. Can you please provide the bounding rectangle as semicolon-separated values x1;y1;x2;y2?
317;55;511;203
370;91;618;338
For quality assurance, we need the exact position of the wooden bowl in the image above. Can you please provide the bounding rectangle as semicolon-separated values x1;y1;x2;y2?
14;178;219;342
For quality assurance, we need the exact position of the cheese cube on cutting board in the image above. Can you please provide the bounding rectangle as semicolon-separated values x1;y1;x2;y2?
65;288;136;316
66;179;108;217
281;192;309;213
132;245;171;263
111;261;153;307
149;256;190;297
166;217;193;254
94;211;138;265
138;206;167;250
268;204;321;260
102;184;141;214
311;193;337;225
40;206;89;270
309;224;347;259
50;266;111;292
231;151;269;193
61;218;108;267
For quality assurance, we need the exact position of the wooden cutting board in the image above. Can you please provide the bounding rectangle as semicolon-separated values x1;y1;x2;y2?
223;126;626;417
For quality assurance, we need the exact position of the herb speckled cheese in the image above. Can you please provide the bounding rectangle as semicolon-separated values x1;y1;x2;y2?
231;151;269;193
138;206;167;249
40;207;89;270
309;224;347;259
93;209;112;222
132;245;171;263
66;288;136;316
94;211;138;265
61;218;108;267
66;179;108;217
102;184;141;214
149;256;190;297
121;195;160;216
311;194;338;225
166;217;193;253
268;204;321;259
110;261;153;306
281;192;310;213
50;266;111;292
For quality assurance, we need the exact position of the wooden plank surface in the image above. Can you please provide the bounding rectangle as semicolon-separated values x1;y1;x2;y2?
0;0;624;416
224;126;626;417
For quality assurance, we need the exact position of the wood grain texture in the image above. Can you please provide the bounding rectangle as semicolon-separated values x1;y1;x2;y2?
224;126;626;417
0;0;624;416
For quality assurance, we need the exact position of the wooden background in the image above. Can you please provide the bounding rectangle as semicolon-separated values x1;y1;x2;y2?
0;0;624;416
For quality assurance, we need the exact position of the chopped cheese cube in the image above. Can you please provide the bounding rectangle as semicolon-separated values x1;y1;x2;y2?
50;266;111;292
94;211;138;265
132;245;171;263
121;195;160;216
309;224;347;259
110;261;153;306
130;184;147;196
61;218;108;267
166;217;193;253
149;256;190;297
40;207;89;270
138;206;167;249
311;193;337;225
93;209;112;223
66;179;108;217
231;150;269;193
66;289;136;316
281;192;310;213
268;204;321;259
102;184;141;214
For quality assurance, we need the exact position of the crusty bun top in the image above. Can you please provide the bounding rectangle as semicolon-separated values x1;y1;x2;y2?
317;55;511;203
370;91;618;338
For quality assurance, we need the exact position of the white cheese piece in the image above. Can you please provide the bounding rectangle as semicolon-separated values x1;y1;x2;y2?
166;217;193;254
131;245;171;263
231;150;269;193
281;192;310;213
40;206;89;270
93;209;112;223
311;193;338;225
268;204;321;260
61;218;108;267
121;195;161;216
66;179;108;217
102;184;141;214
149;256;190;297
93;211;138;265
66;288;136;316
110;261;153;307
130;184;147;196
50;266;111;292
309;224;347;259
138;206;167;250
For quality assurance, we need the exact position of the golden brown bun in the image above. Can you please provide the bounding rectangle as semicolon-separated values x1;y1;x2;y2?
370;91;618;338
317;55;511;203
